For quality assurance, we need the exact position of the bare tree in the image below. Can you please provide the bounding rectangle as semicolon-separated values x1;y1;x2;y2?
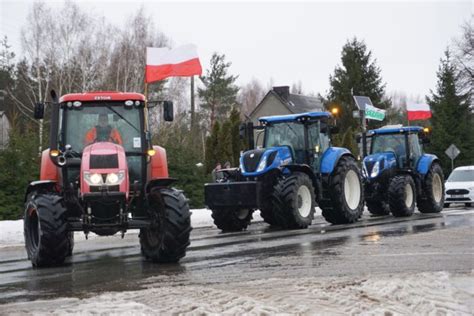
238;78;265;118
454;21;473;97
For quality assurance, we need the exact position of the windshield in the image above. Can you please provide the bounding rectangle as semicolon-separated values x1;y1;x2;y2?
63;103;142;153
447;169;474;182
265;122;305;162
371;134;406;156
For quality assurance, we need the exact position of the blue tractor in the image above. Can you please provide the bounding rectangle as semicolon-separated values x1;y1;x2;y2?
362;125;445;216
204;112;364;232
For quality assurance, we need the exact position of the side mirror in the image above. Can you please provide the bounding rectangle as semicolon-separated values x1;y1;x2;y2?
330;125;339;134
163;101;173;122
34;102;44;119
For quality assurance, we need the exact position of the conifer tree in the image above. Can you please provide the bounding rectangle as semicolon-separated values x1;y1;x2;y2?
426;49;473;171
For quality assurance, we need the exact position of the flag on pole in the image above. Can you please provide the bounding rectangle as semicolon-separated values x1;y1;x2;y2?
407;102;432;121
146;44;202;83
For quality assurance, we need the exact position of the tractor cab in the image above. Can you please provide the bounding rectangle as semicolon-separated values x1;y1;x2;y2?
240;112;333;176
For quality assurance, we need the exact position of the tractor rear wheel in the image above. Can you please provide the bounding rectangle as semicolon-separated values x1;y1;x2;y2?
321;157;364;224
211;208;253;232
366;199;390;216
272;172;316;229
388;175;416;217
417;163;445;213
140;188;192;263
24;194;70;267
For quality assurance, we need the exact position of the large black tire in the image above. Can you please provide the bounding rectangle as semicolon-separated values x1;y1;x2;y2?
417;163;445;213
24;194;70;267
67;232;74;257
140;188;192;263
321;157;364;224
388;175;416;217
211;208;253;232
272;172;316;229
366;199;390;216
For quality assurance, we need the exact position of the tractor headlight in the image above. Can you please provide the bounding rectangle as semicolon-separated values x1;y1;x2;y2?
256;156;267;172
84;172;103;185
370;161;380;178
106;171;125;185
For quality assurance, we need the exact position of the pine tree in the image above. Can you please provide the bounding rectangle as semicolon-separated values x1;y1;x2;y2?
229;108;241;166
326;38;391;151
198;53;239;128
426;49;473;172
217;120;233;166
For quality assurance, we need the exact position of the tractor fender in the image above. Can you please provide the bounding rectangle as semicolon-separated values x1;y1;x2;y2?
40;149;59;182
320;147;355;174
416;154;439;175
149;145;169;179
24;180;58;202
146;178;178;193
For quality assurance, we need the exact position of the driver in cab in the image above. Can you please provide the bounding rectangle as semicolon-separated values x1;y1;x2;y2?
84;113;123;146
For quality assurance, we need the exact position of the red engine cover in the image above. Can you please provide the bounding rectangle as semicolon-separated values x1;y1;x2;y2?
80;142;130;199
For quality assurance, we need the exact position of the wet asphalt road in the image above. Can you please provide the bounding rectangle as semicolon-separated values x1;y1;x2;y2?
0;207;473;305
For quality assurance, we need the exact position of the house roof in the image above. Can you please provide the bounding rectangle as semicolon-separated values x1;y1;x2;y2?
249;89;324;119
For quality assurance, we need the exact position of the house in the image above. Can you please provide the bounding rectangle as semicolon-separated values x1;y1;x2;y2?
247;86;324;125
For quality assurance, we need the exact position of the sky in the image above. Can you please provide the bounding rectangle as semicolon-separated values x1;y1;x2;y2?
0;0;471;101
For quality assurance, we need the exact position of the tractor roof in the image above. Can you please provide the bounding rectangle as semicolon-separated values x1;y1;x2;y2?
259;111;331;124
59;91;146;103
368;126;424;135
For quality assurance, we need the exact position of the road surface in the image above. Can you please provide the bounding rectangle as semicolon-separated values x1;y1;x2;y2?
0;207;473;314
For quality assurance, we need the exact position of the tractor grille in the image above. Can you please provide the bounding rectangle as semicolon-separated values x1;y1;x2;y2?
90;185;120;192
446;189;469;195
90;154;119;169
242;149;266;172
365;161;375;173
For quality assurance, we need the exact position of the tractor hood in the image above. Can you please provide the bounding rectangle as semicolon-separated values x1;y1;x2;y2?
362;152;397;179
240;146;292;176
80;142;129;197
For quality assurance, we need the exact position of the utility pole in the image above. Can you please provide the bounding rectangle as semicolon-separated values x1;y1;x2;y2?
190;76;195;131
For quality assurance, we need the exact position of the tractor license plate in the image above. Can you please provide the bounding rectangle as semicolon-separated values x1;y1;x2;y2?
450;194;465;198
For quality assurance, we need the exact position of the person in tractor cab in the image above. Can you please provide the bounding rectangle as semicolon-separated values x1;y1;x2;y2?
84;113;123;145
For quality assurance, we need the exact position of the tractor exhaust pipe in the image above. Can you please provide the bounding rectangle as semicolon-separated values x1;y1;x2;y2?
57;155;67;166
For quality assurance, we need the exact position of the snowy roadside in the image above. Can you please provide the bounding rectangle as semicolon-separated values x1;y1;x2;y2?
0;208;231;249
1;271;473;314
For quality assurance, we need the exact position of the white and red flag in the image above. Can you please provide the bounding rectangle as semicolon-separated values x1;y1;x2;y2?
146;44;202;83
407;102;432;121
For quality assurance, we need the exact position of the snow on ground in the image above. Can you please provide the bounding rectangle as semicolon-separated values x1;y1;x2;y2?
0;209;264;248
1;271;473;315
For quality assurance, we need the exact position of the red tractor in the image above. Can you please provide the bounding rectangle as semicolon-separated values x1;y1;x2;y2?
24;90;191;267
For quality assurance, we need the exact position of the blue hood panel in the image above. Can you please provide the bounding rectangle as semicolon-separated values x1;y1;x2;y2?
363;152;397;179
240;146;292;177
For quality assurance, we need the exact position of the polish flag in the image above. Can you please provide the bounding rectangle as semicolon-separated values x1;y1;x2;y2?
146;44;202;83
407;102;432;121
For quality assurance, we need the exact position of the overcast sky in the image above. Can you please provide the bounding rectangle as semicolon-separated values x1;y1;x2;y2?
0;0;471;101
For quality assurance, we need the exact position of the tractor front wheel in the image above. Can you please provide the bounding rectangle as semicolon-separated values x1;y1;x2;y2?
417;163;445;213
388;175;416;217
272;172;316;229
140;188;192;263
24;194;70;267
321;157;364;224
211;208;253;232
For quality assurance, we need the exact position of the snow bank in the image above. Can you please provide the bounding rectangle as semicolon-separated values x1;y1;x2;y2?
0;208;217;248
1;271;472;314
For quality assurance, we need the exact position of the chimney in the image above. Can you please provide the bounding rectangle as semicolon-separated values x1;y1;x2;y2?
273;86;290;101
